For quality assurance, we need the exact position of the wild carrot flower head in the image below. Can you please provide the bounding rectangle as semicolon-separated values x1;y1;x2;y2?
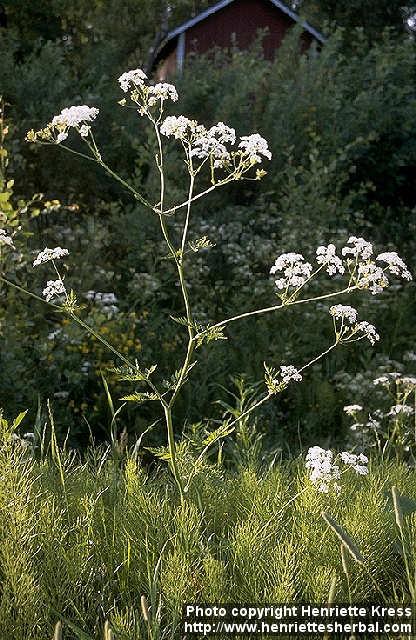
33;247;69;267
306;446;369;493
398;376;416;388
355;321;380;345
329;306;379;346
118;68;147;93
118;69;178;114
264;363;302;394
316;244;345;275
376;251;412;281
343;404;363;416
342;236;373;260
388;404;414;416
305;446;340;493
356;262;389;295
51;106;99;128
339;451;369;475
329;305;358;324
190;123;236;168
147;83;178;106
280;365;302;383
373;373;401;387
160;115;199;140
42;279;66;302
26;106;99;144
238;134;272;163
270;253;313;291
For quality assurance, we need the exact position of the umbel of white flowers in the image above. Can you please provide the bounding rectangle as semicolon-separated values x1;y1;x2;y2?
305;446;369;494
270;238;411;299
25;68;272;173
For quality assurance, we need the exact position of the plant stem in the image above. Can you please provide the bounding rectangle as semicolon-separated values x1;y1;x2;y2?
195;285;358;338
163;404;184;500
153;120;192;496
169;164;196;406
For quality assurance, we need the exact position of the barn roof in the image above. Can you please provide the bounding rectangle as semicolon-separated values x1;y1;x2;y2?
166;0;325;45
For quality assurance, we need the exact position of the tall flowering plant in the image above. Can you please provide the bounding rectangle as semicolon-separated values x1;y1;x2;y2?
0;69;412;498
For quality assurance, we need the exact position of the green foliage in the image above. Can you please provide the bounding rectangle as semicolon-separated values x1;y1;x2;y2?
1;17;416;453
299;0;413;40
0;428;414;638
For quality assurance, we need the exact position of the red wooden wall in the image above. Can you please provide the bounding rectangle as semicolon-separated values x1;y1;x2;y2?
184;0;313;60
155;0;315;79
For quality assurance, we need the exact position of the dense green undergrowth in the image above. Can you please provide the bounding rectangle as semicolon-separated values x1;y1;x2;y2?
1;415;415;640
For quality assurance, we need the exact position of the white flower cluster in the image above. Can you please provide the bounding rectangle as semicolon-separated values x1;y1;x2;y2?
329;304;357;324
339;452;369;474
373;373;400;387
342;236;373;260
160;115;197;139
161;116;271;169
147;83;178;106
306;446;368;493
305;447;341;493
280;365;303;384
191;122;236;168
161;116;271;167
51;106;98;142
42;279;66;302
52;105;99;129
316;244;345;275
269;237;411;298
238;134;272;163
27;105;99;144
376;252;412;281
356;321;380;346
399;376;416;387
270;253;312;290
266;363;303;394
0;229;14;248
118;69;178;114
329;305;380;345
356;262;388;295
118;68;147;92
33;247;69;267
339;237;412;294
343;404;363;416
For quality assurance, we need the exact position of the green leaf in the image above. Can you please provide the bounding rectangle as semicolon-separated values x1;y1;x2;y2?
145;445;171;461
109;364;156;382
12;410;28;430
120;392;159;403
202;421;235;447
169;315;192;328
322;512;364;564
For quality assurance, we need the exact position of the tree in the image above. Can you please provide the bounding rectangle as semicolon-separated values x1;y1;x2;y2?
296;0;415;40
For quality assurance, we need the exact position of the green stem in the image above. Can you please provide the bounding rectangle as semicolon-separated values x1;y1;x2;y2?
195;285;358;339
164;404;184;500
153;119;187;496
169;163;197;406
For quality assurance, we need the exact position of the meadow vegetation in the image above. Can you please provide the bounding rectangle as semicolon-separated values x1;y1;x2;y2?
1;410;416;639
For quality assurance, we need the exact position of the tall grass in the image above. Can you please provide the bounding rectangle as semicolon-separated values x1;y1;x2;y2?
0;415;415;639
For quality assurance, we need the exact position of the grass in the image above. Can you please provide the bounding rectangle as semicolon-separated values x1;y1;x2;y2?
1;418;416;640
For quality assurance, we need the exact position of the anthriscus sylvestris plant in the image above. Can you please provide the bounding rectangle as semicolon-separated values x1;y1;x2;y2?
1;68;412;500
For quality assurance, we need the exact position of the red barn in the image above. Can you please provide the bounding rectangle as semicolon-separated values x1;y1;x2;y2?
154;0;324;80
